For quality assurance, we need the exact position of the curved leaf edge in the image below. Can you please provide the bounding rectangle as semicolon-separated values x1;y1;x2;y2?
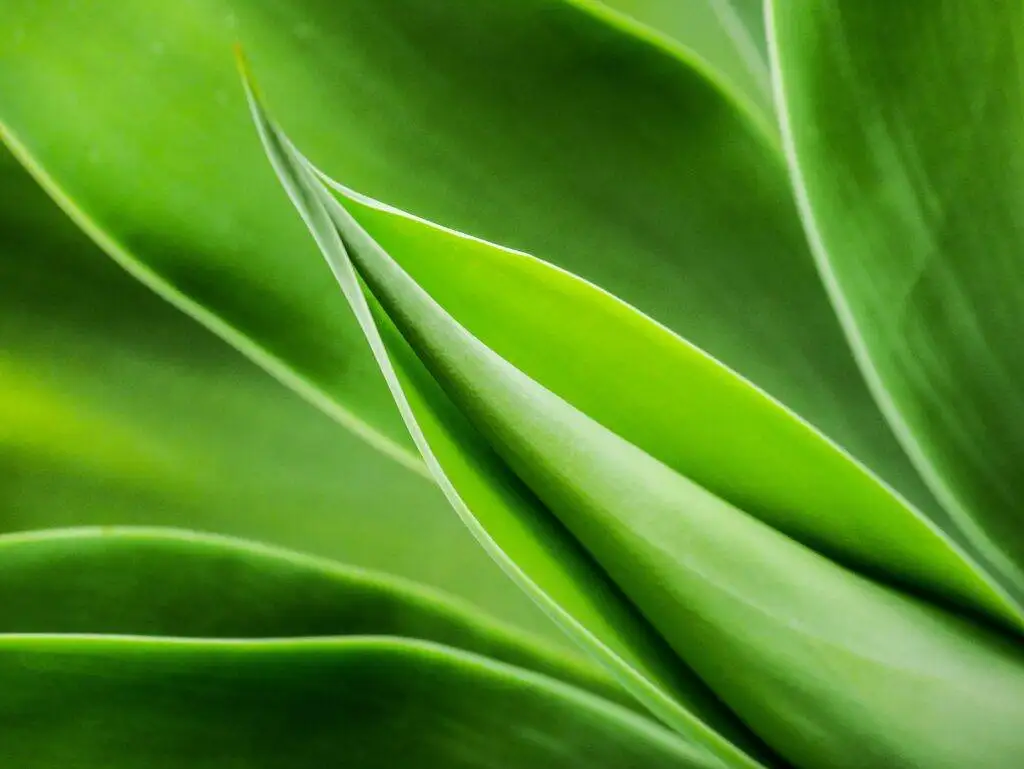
0;0;784;490
707;0;774;107
312;151;1024;633
0;524;597;669
0;122;426;479
243;68;776;769
567;0;778;143
763;0;1024;600
0;633;718;766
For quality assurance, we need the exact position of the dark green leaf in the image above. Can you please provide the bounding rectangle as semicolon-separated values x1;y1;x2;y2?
0;636;717;769
0;526;627;706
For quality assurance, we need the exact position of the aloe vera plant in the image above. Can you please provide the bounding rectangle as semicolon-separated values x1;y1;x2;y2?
2;1;1023;767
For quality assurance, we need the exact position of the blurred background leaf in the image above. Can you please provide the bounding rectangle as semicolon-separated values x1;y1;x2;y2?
0;636;717;769
0;526;626;703
0;146;558;642
770;0;1024;595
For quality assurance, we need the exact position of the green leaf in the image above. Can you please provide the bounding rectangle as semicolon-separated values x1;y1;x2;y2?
768;1;1024;592
315;172;1021;632
0;636;717;769
0;526;629;706
0;0;936;534
0;146;554;639
596;0;773;121
249;91;1024;769
245;77;773;769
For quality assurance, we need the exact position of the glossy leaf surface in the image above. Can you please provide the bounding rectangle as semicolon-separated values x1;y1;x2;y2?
248;87;773;769
0;636;716;769
769;0;1024;591
252;99;1024;769
0;0;938;529
319;174;1021;631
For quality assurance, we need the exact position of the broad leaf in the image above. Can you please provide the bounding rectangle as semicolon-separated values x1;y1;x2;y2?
0;526;627;705
769;1;1024;592
247;82;775;769
252;94;1024;769
0;636;716;768
0;0;939;533
0;147;553;637
316;172;1021;631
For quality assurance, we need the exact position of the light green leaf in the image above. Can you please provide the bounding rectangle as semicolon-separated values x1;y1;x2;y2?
596;0;772;121
0;636;716;769
245;77;773;769
249;91;1024;769
0;0;936;534
768;1;1024;592
317;172;1022;633
0;146;554;638
0;526;627;706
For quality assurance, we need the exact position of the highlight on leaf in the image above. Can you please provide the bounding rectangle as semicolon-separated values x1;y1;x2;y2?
2;4;1024;769
241;56;1024;769
0;635;716;769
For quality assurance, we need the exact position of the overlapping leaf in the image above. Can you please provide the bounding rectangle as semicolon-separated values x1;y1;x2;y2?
769;0;1024;594
0;526;623;702
0;0;945;537
0;636;717;769
4;2;1023;767
315;173;1021;632
247;87;1024;769
0;526;720;766
0;146;557;634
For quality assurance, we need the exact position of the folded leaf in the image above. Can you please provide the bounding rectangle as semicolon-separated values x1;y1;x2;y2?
768;1;1024;593
0;636;716;768
318;173;1022;632
0;0;937;532
250;92;1024;769
246;80;774;769
0;526;627;706
0;146;552;637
